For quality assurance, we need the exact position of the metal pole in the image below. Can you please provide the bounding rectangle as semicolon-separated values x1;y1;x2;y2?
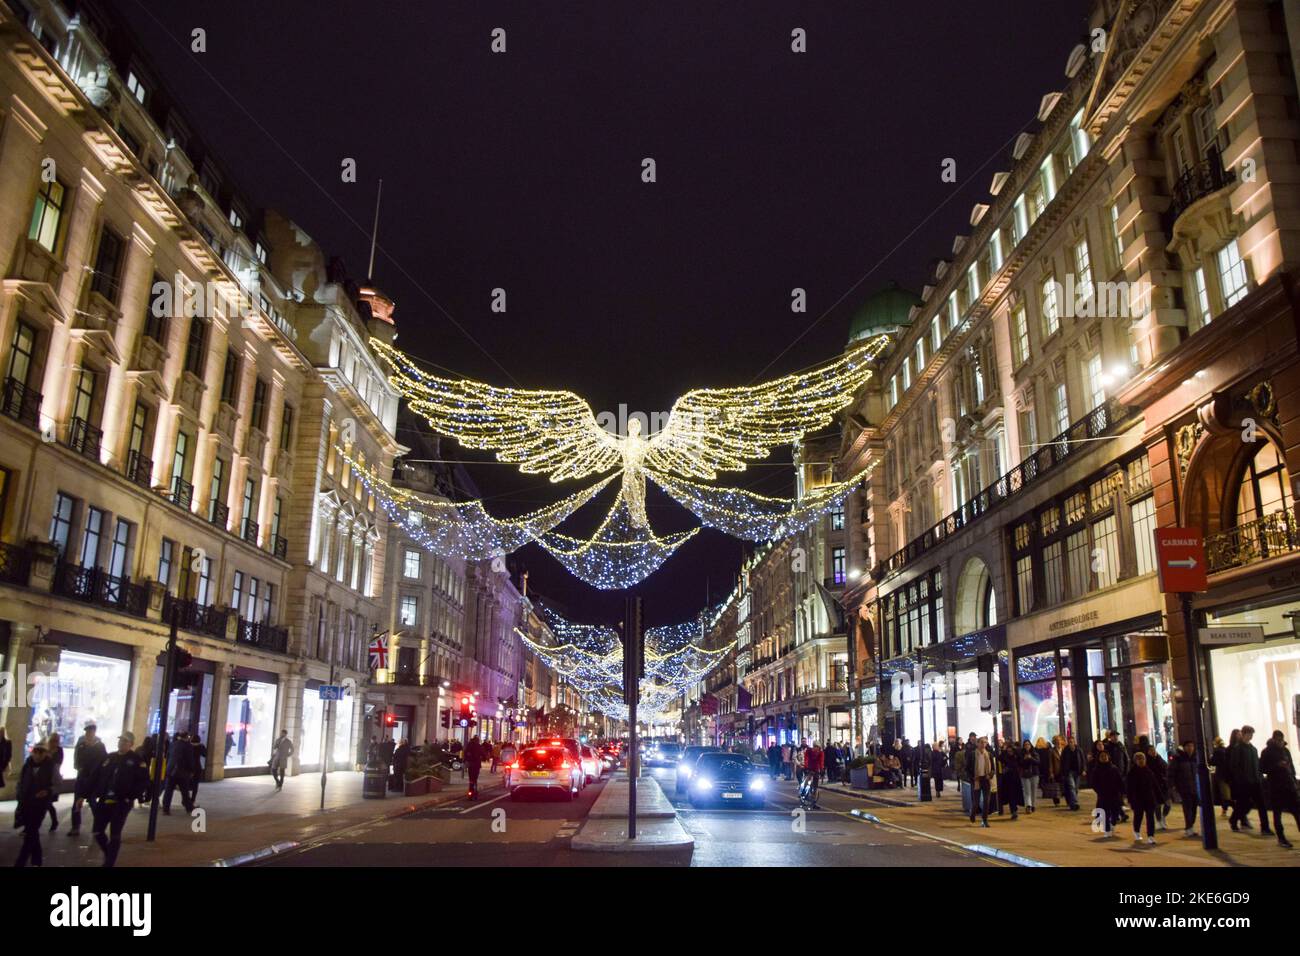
146;605;179;841
625;595;641;840
917;667;931;801
1180;593;1218;850
320;633;337;811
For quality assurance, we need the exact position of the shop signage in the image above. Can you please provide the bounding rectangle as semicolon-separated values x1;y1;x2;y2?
318;684;346;700
29;642;62;673
699;694;718;716
1047;610;1101;636
229;678;249;696
1154;528;1208;593
1198;625;1265;646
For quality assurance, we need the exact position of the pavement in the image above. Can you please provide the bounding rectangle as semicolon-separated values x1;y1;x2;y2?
571;773;694;851
815;777;1300;867
0;768;502;867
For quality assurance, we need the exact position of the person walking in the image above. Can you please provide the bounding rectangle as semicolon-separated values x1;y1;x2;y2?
88;732;150;868
485;740;497;774
997;739;1023;820
968;737;994;827
1044;736;1063;807
794;744;806;784
1209;735;1232;816
1170;740;1199;837
13;741;56;866
464;735;483;799
932;741;946;797
1019;739;1040;813
269;729;293;790
824;741;841;787
767;741;781;779
1127;751;1159;845
190;734;207;805
1260;731;1300;849
44;732;64;832
0;727;12;789
162;732;197;814
392;738;411;790
781;742;792;781
69;722;108;836
1140;738;1170;831
1090;750;1125;839
1228;725;1272;834
1104;731;1131;822
1060;736;1083;811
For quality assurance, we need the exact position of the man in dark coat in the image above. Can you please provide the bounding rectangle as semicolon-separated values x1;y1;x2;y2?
1090;750;1125;838
767;742;782;779
1228;725;1273;835
1170;740;1200;837
0;727;13;789
162;732;197;814
88;732;151;868
1127;751;1159;845
13;742;55;866
1104;731;1131;821
1060;737;1084;811
391;739;411;791
1141;738;1170;831
69;721;108;836
190;735;207;804
1260;731;1299;849
464;735;483;799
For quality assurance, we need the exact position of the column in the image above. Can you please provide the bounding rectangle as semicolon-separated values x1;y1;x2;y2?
0;622;40;800
208;661;232;781
282;672;305;776
101;222;156;468
125;644;158;744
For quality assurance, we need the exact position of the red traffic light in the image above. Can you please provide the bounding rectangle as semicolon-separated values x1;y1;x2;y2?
384;713;396;725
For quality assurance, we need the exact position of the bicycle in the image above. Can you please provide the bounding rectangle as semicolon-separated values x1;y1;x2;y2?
798;770;821;810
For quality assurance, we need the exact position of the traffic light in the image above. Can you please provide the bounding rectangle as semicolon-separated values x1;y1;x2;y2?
458;695;472;728
440;708;451;729
384;712;396;728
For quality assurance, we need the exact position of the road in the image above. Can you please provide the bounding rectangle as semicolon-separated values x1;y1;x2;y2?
257;764;996;867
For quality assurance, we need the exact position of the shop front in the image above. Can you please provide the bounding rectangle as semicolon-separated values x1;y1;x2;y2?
223;667;280;774
300;679;357;771
856;685;879;749
24;634;133;779
1009;579;1171;756
147;654;214;745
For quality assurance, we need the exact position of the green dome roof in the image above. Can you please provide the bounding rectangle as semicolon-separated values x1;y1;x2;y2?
848;282;921;343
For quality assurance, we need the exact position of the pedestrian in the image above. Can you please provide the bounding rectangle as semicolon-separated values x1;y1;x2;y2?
44;732;64;832
269;728;293;789
997;739;1023;820
13;742;55;866
485;740;497;774
69;721;108;836
781;742;792;780
1127;751;1159;845
88;732;150;868
1140;737;1170;830
899;738;912;787
0;727;11;789
1090;750;1125;839
1259;730;1299;849
464;735;483;799
1086;738;1106;781
824;740;841;786
1059;736;1083;811
1228;725;1272;834
162;732;196;814
803;739;824;809
1104;730;1131;822
191;734;207;804
1209;734;1232;815
392;738;411;790
794;744;806;784
1019;739;1040;813
767;741;780;779
968;736;994;828
1170;740;1199;838
1043;736;1062;807
931;741;946;796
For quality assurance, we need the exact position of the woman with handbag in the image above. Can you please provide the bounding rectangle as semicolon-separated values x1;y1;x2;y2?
1020;739;1040;813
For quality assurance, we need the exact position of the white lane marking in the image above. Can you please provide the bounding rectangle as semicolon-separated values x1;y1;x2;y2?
458;792;509;814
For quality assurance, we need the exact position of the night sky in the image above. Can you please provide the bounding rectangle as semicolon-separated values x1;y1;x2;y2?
110;0;1090;627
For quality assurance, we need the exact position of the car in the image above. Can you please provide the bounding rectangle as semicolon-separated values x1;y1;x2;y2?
686;751;769;809
674;745;723;795
580;745;603;784
508;745;583;801
532;737;586;789
646;741;684;768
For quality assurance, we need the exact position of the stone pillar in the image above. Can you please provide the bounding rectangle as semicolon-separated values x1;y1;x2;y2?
282;671;305;775
125;644;158;744
101;223;156;468
207;662;232;781
0;622;41;800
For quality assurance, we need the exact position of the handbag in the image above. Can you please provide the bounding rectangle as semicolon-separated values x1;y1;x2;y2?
1041;780;1061;799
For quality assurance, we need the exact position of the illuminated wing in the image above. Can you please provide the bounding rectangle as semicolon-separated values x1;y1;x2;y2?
645;336;888;479
373;339;621;482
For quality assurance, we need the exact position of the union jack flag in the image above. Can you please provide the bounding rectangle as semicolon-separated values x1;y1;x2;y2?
368;635;388;671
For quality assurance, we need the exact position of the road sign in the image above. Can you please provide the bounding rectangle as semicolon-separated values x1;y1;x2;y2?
1198;625;1265;646
1154;527;1208;593
318;684;345;700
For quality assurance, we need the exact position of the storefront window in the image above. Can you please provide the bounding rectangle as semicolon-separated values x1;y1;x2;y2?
300;688;325;766
900;676;946;746
1210;640;1300;754
224;679;278;768
147;669;212;745
955;669;990;740
26;650;131;776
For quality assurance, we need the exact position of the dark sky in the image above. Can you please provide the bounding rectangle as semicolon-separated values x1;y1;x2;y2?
109;0;1090;627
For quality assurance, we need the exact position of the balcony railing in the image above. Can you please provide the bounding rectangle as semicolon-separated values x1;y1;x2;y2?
209;500;230;531
67;416;103;462
1206;505;1300;575
162;594;231;639
237;618;289;653
272;535;288;560
171;476;194;511
1;376;42;429
241;518;259;545
876;398;1129;579
1169;147;1236;224
52;562;148;617
125;450;153;489
0;541;32;586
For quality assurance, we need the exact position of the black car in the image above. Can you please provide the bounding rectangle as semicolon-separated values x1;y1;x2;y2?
674;745;723;795
685;751;768;809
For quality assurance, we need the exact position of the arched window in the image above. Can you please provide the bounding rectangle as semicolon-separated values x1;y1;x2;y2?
983;577;998;627
1235;439;1291;526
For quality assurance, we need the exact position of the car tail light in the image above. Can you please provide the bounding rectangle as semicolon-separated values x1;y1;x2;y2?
562;760;571;769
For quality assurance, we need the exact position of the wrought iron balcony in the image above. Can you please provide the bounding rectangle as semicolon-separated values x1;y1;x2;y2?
241;518;259;545
875;398;1129;579
0;541;32;586
1;377;42;429
1169;147;1236;224
125;450;153;489
1206;505;1300;575
171;476;194;511
67;416;103;462
237;618;289;653
163;594;231;639
52;562;148;617
209;500;230;531
272;535;288;560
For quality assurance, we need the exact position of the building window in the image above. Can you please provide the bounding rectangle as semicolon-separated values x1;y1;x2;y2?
403;550;422;579
27;177;66;253
220;350;240;404
242;478;258;536
1235;439;1292;524
128;401;149;458
125;71;148;104
1217;240;1249;308
251;378;269;432
50;491;76;556
70;368;96;425
279;402;294;451
255;241;268;265
108;518;133;579
1012;305;1029;367
1092;514;1120;589
830;504;845;531
1131;496;1156;575
1065;529;1090;599
80;507;106;569
399;595;419;628
89;226;125;303
889;376;899;409
1041;277;1060;338
1110;204;1123;264
1192;267;1212;330
183;318;207;377
1052;383;1069;437
1074;238;1094;305
831;547;846;585
228;206;243;229
7;320;37;387
172;430;192;488
157;537;175;590
209;457;227;524
915;339;926;373
1085;354;1105;411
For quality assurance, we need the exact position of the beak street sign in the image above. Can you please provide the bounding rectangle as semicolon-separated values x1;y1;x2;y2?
1154;527;1209;594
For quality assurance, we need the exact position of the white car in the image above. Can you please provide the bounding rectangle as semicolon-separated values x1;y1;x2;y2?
580;745;603;784
509;746;583;801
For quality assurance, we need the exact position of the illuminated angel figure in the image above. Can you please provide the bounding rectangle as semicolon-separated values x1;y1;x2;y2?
376;336;888;531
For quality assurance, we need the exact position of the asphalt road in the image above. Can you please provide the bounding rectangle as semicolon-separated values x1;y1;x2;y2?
256;765;996;867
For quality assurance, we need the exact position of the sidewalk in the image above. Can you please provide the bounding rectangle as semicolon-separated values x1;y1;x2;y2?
822;780;1300;867
0;769;503;867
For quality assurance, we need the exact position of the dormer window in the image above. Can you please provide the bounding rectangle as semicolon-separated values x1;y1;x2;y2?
126;72;148;105
255;241;268;265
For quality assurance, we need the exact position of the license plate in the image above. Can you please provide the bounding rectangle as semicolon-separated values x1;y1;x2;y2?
722;792;742;799
530;771;550;777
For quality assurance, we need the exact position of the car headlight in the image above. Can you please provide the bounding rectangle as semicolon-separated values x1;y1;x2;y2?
748;777;766;791
679;766;692;778
694;777;713;791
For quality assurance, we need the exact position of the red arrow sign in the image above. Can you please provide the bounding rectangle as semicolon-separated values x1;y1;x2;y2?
1154;527;1208;593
